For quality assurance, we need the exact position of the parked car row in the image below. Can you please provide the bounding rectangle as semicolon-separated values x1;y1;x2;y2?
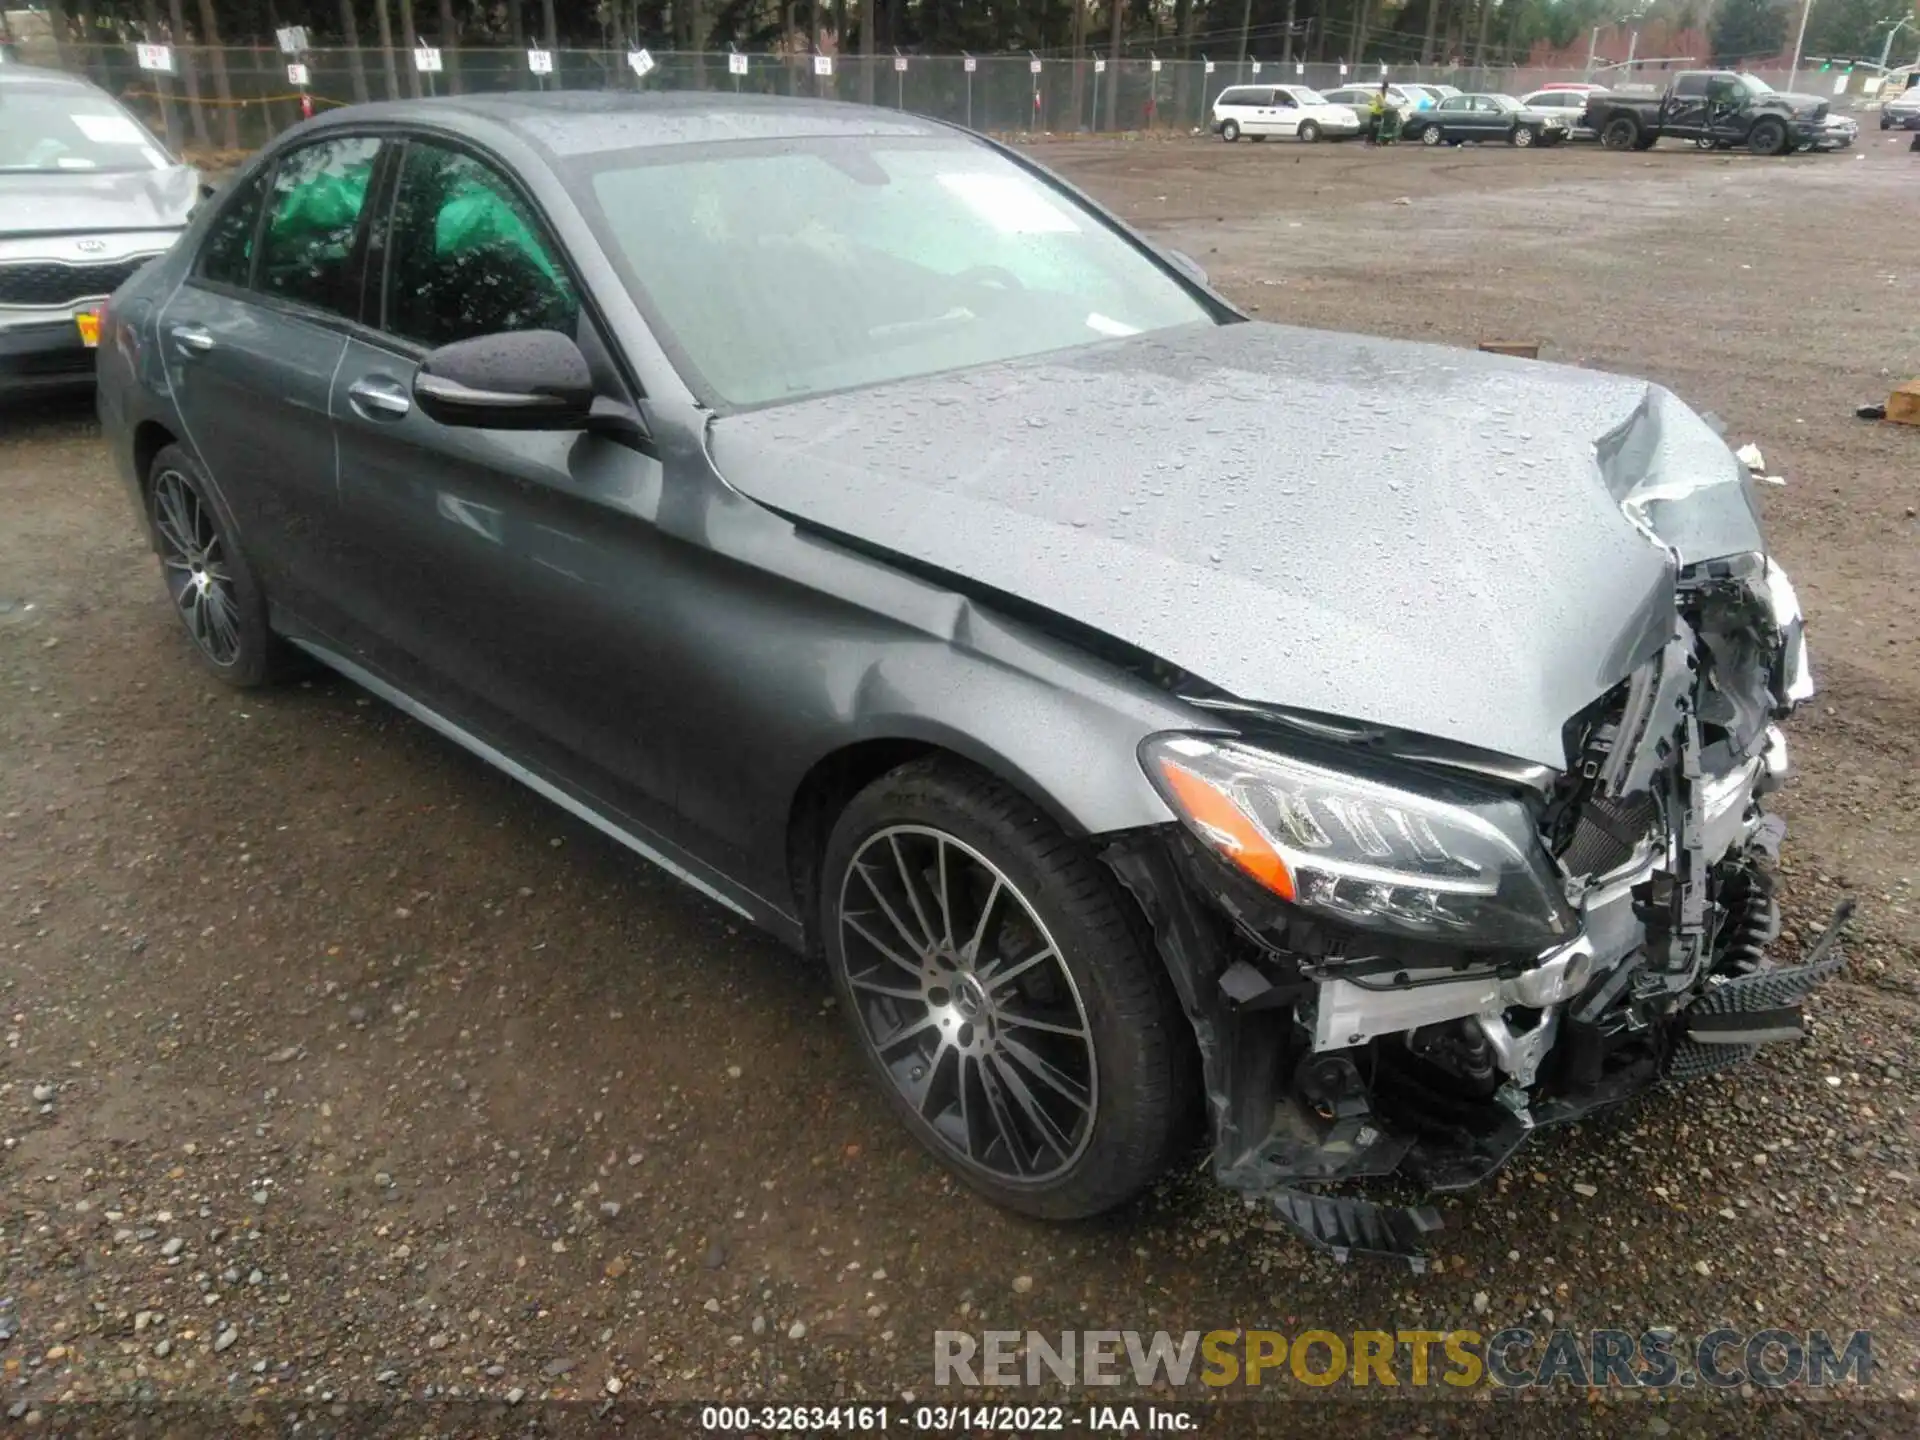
1211;84;1570;148
1214;70;1880;156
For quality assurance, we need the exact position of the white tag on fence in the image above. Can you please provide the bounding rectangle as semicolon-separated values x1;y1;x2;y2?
413;46;443;74
812;54;832;76
1094;58;1106;73
1150;59;1162;73
728;51;748;75
135;44;174;73
275;25;307;54
964;56;976;73
628;49;654;77
286;62;310;86
894;56;908;72
1250;61;1262;75
1204;60;1215;74
528;48;553;75
1030;58;1042;74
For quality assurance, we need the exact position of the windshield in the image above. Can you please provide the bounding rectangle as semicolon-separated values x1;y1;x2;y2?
578;137;1216;408
1488;94;1524;112
0;84;173;173
1736;74;1775;95
1289;87;1330;104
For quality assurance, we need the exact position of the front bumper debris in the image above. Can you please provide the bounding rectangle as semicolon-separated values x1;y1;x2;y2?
1105;548;1847;1269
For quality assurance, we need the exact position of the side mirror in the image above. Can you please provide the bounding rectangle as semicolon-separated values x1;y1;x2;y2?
414;330;595;431
1165;249;1209;288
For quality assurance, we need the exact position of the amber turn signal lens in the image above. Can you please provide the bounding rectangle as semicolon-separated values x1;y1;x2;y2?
1157;759;1296;901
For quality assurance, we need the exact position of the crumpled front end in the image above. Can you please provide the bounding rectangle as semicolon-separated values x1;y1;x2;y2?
1104;415;1847;1267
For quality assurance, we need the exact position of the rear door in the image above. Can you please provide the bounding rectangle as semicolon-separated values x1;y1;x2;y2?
159;134;383;614
1667;73;1711;135
323;136;683;835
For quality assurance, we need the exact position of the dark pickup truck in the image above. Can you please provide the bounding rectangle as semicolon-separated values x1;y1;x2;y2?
1587;71;1829;155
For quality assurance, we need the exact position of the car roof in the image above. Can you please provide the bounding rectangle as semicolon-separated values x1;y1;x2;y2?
0;61;103;94
301;89;953;154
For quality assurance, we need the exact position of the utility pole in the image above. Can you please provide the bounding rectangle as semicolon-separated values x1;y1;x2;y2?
1583;24;1598;79
1236;0;1253;64
1786;0;1812;92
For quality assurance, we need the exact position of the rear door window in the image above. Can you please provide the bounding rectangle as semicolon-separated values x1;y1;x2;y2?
256;136;382;317
380;141;580;349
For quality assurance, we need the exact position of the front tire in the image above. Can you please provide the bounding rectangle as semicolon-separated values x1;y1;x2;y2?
1748;117;1788;155
1419;123;1444;146
145;443;288;688
1511;124;1535;148
821;759;1192;1220
1297;120;1321;143
1221;119;1240;142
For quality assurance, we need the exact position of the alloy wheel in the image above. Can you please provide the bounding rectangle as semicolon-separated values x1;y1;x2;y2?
836;825;1098;1183
152;469;242;668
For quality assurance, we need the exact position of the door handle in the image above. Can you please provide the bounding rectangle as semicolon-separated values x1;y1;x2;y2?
170;323;214;356
347;375;411;421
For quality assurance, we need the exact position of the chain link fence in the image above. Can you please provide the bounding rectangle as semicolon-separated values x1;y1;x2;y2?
37;42;1818;157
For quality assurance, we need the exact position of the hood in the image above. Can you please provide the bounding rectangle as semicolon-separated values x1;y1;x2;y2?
0;164;199;238
708;322;1765;770
1770;91;1829;115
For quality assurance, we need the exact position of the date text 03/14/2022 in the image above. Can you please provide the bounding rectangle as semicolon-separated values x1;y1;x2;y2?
699;1404;1197;1432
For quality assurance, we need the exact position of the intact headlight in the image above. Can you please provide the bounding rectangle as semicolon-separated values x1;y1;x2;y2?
1141;735;1577;951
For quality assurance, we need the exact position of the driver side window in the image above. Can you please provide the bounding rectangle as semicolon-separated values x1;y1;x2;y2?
382;141;580;349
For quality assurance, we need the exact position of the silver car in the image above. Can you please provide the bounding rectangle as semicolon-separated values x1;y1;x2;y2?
0;64;199;399
1518;87;1607;140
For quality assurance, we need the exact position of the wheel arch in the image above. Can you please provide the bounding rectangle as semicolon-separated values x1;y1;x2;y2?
783;725;1109;956
132;419;179;493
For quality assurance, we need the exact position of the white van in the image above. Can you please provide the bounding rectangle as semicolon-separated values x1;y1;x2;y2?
1211;84;1364;142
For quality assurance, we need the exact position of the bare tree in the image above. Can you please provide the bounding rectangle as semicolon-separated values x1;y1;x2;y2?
339;0;371;103
541;0;556;52
1070;0;1088;130
1283;0;1297;61
165;0;212;149
192;0;237;147
42;0;71;69
399;0;421;96
371;0;400;99
435;0;460;93
860;0;875;103
1422;0;1443;61
1104;0;1121;130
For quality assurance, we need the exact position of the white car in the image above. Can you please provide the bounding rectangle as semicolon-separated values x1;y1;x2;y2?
1211;84;1363;143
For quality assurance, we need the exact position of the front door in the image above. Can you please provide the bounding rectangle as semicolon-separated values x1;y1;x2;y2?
322;137;684;841
158;135;382;614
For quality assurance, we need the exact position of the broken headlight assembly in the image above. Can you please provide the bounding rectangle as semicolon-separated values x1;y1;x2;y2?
1141;735;1577;950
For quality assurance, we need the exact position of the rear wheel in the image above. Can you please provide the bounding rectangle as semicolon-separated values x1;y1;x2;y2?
145;444;290;688
1221;119;1240;142
1748;117;1788;155
1601;115;1640;150
1297;119;1321;143
821;759;1192;1219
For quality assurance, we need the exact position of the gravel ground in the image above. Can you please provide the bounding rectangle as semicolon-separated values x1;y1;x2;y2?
1;135;1917;1432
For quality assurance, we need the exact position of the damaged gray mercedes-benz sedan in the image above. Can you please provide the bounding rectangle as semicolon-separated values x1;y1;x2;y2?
96;93;1844;1258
